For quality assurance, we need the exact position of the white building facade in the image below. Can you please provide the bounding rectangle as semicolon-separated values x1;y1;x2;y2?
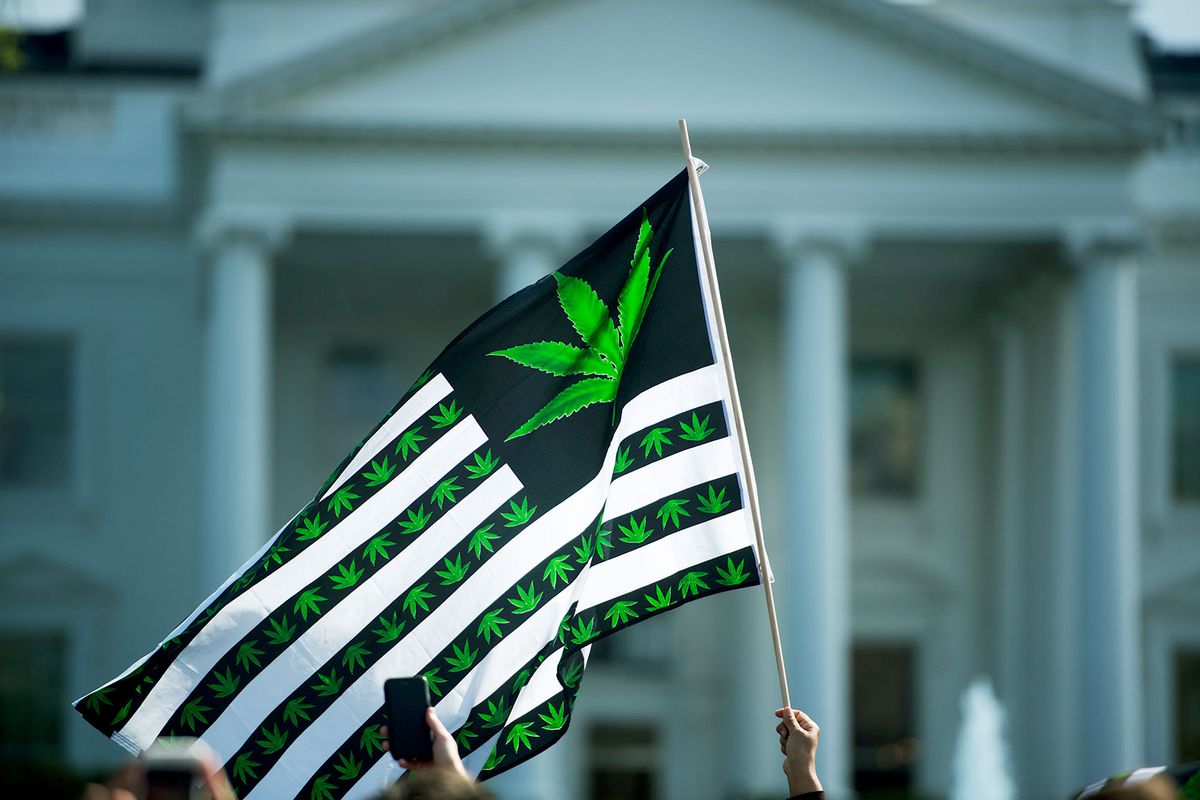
1;1;1198;799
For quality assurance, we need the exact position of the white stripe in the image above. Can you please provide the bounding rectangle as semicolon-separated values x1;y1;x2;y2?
322;375;452;502
239;364;729;796
342;606;575;797
245;520;589;799
200;468;522;762
576;510;754;611
605;437;739;521
119;417;486;749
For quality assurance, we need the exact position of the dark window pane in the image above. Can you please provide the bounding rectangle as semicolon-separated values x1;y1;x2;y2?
1173;357;1200;503
850;357;920;498
0;338;73;487
853;642;919;796
588;611;672;668
322;344;404;461
0;632;66;760
1177;647;1200;761
589;723;657;800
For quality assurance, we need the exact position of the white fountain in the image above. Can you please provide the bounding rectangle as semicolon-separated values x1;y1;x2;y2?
951;677;1016;800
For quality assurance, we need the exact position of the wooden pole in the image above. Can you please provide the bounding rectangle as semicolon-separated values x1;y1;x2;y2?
678;118;791;710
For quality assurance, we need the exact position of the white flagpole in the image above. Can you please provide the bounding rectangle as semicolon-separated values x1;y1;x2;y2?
678;119;791;709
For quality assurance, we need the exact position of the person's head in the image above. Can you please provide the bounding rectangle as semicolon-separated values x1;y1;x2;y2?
376;767;493;800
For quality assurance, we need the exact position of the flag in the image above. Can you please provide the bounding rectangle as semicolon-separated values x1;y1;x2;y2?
75;166;764;799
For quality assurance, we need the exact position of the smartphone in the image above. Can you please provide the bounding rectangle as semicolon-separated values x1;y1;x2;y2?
142;738;210;800
384;676;433;762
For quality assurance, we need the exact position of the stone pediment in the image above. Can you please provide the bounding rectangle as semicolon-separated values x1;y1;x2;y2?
190;0;1160;148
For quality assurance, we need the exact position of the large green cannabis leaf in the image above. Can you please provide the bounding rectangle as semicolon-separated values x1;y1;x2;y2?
489;212;674;440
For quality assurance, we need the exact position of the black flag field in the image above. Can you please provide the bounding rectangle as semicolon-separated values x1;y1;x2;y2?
75;168;764;799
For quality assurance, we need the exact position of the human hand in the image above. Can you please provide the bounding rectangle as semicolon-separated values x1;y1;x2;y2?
381;708;469;779
775;707;822;796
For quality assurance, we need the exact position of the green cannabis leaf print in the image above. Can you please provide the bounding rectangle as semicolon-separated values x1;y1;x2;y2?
489;212;674;440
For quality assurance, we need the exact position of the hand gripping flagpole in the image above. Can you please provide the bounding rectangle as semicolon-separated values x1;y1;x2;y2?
679;119;792;710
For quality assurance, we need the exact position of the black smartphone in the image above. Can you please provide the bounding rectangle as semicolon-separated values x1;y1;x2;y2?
142;738;205;800
384;676;433;762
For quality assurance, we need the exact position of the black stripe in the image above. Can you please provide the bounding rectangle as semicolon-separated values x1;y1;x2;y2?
160;439;499;742
290;504;753;797
74;390;463;737
219;480;537;795
610;400;728;477
478;544;760;781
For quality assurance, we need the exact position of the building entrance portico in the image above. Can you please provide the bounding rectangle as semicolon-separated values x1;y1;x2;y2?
180;1;1162;796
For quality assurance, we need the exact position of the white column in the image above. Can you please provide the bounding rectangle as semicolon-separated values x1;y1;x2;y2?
1068;226;1143;782
482;222;578;800
773;225;863;800
197;213;289;593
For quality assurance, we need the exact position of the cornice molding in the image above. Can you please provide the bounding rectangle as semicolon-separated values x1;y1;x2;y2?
194;207;294;256
769;218;870;267
1062;218;1149;268
184;117;1150;156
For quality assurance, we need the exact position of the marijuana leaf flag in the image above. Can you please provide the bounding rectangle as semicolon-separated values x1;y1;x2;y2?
75;167;763;799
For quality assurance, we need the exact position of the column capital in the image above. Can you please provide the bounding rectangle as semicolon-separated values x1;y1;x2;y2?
482;215;583;265
195;207;293;257
1062;220;1147;270
768;219;869;268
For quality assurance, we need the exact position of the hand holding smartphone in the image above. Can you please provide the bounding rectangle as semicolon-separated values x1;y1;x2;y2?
384;676;433;762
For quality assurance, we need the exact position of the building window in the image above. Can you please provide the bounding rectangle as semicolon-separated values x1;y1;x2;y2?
589;612;672;668
850;357;920;498
589;723;658;800
322;344;404;462
0;337;73;488
0;632;66;760
1177;647;1200;762
853;642;919;796
1172;356;1200;503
